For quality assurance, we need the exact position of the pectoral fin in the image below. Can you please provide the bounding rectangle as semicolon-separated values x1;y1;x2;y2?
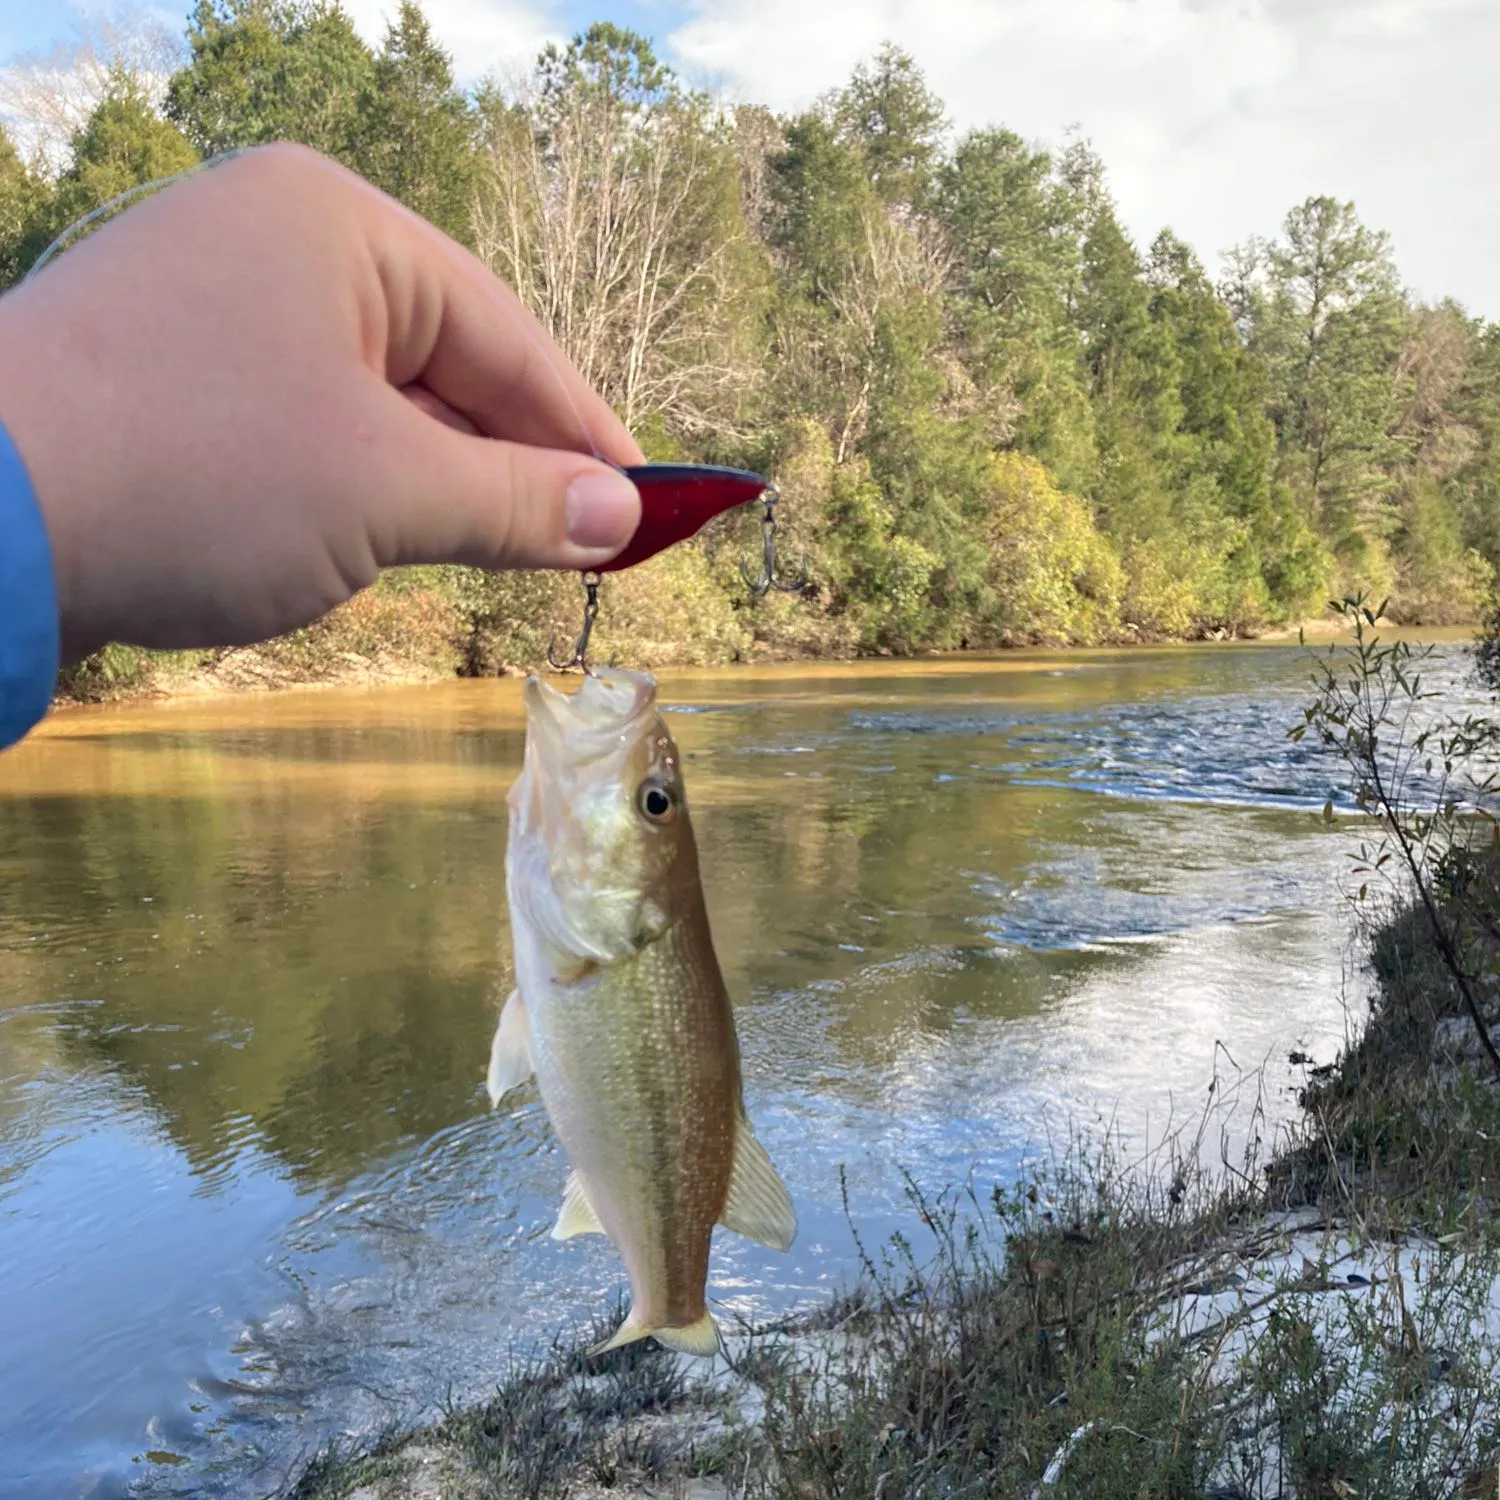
588;1308;721;1359
720;1114;797;1252
551;1170;606;1240
485;989;534;1106
509;836;631;965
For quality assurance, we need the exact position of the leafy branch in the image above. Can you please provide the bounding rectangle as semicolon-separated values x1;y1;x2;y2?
1293;595;1500;1079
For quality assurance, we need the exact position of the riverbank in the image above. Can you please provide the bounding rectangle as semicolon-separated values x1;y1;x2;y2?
51;556;1460;710
283;867;1500;1500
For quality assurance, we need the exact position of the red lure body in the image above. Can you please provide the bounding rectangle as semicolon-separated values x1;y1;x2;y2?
601;464;769;573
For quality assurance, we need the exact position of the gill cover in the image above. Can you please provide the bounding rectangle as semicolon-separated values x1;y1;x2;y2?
506;670;685;968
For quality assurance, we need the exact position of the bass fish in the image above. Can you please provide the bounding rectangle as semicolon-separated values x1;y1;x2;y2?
487;668;796;1356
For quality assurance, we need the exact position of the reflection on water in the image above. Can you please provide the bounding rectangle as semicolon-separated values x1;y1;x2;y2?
0;642;1478;1497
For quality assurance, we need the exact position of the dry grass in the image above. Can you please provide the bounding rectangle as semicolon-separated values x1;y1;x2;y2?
286;871;1500;1499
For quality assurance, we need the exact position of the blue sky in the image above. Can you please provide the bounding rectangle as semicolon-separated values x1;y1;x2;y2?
0;0;694;68
6;0;1500;319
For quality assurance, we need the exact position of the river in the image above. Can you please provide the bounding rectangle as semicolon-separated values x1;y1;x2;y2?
0;640;1478;1498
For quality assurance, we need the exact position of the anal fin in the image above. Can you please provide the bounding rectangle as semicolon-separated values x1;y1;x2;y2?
485;989;534;1106
551;1170;606;1240
720;1113;797;1252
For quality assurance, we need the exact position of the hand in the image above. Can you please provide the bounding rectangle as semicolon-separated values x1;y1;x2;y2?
0;143;645;664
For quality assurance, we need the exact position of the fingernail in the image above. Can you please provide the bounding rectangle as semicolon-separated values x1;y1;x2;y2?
566;470;640;550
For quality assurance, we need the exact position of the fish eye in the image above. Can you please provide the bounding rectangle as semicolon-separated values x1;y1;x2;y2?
636;778;677;824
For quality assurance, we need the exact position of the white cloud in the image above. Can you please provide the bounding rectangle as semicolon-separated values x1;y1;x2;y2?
0;4;184;173
342;0;559;87
666;0;1500;317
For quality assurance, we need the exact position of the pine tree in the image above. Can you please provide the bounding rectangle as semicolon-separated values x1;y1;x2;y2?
832;43;946;210
1253;196;1412;585
166;0;374;162
938;128;1094;489
1076;204;1179;546
50;79;200;240
354;2;474;241
0;129;53;288
1449;322;1500;569
1148;231;1324;618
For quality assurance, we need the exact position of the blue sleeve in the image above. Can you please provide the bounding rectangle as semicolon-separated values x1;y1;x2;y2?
0;421;59;750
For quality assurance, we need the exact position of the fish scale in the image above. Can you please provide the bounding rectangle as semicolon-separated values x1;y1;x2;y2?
532;920;739;1332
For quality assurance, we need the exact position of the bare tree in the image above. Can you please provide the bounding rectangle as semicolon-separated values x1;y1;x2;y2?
1393;301;1479;480
789;202;953;464
0;8;184;174
730;102;783;244
470;65;759;443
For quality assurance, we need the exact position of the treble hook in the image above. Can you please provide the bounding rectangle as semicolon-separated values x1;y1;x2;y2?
547;571;601;673
739;484;809;598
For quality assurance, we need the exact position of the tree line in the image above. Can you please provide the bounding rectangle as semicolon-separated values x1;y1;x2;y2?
4;2;1498;671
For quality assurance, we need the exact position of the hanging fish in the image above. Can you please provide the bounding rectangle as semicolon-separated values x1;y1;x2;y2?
488;668;796;1356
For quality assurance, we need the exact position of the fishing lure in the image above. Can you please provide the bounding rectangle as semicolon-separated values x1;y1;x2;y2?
548;464;808;671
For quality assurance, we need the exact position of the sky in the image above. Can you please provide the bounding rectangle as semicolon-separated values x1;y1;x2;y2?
5;0;1499;319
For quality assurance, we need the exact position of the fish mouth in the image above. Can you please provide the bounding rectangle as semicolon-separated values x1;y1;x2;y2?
522;669;658;763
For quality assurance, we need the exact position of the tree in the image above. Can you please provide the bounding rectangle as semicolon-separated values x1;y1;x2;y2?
0;128;52;289
1075;203;1178;544
938;128;1091;476
0;12;183;175
48;79;199;244
767;102;956;463
979;452;1122;643
471;26;762;443
1447;321;1500;569
1251;197;1412;581
831;43;946;210
354;1;473;241
166;0;374;161
768;112;873;301
1148;230;1323;620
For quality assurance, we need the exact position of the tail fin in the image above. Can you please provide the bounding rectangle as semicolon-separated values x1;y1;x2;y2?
588;1308;721;1359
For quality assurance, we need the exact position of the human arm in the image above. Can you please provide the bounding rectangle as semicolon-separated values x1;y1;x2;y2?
0;423;58;749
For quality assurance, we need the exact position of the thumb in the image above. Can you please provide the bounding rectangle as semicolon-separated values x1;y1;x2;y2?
374;392;642;571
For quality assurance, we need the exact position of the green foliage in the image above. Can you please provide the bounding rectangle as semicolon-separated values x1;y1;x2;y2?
18;17;1500;695
0;128;53;288
55;642;175;701
1391;477;1495;624
49;78;199;241
939;126;1094;487
979;452;1123;643
830;43;945;210
1246;198;1413;588
166;0;375;158
352;1;472;240
767;112;872;302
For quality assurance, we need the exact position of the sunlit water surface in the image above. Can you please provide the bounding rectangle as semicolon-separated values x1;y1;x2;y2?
0;641;1480;1497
